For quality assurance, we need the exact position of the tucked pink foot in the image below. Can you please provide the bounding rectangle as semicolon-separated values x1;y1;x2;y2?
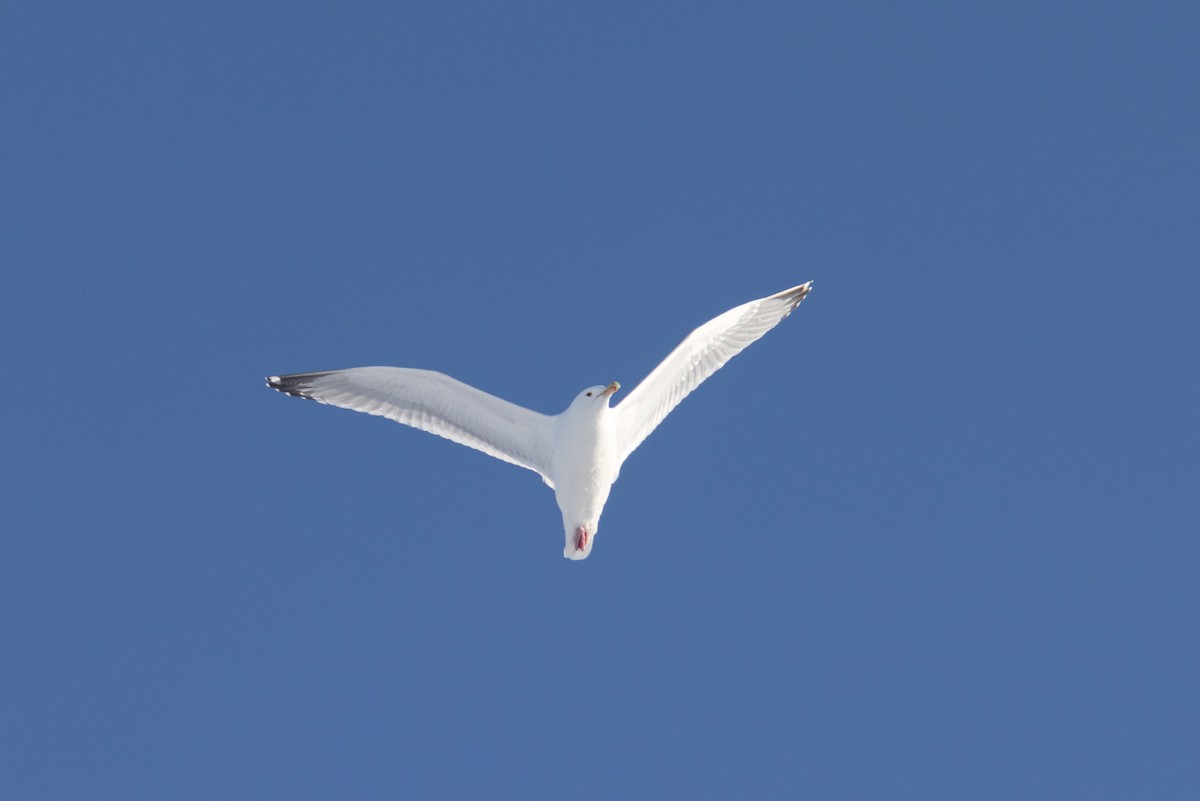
575;526;589;552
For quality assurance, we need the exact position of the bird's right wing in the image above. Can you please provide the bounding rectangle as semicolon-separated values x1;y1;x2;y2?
613;282;812;464
266;367;556;485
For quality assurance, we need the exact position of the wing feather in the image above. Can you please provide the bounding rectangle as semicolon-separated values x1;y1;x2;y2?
266;367;556;483
613;282;812;463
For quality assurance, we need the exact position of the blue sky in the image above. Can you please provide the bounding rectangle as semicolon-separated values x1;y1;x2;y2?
2;1;1197;798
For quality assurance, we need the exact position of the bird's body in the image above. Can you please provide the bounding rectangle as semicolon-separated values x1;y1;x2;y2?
267;281;812;559
550;384;621;559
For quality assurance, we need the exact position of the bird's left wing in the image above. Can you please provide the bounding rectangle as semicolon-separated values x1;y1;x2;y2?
267;367;556;484
613;282;812;464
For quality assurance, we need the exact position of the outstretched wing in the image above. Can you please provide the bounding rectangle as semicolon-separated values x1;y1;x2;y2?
613;281;813;463
266;367;556;484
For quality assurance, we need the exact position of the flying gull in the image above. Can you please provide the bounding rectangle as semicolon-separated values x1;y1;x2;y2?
267;281;813;559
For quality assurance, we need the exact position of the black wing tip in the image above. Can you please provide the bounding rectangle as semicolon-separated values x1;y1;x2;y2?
265;370;338;399
773;280;813;311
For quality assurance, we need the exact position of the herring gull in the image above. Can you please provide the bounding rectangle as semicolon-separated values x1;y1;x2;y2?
266;281;813;559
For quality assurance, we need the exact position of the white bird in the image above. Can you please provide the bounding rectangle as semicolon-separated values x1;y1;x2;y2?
267;281;813;560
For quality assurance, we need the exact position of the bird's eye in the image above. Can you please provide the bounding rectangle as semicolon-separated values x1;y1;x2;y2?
586;392;593;397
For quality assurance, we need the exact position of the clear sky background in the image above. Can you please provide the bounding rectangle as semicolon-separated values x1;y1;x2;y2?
2;2;1197;799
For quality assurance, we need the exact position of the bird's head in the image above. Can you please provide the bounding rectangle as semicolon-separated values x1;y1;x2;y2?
569;381;620;411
